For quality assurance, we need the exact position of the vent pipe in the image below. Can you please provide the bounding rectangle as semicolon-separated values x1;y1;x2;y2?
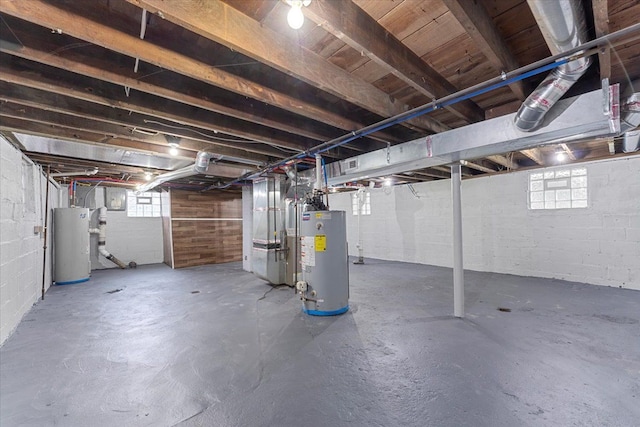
515;0;592;131
89;207;127;269
136;151;220;193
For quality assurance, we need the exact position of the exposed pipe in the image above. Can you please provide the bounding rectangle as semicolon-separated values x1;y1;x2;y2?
136;151;220;193
89;207;127;269
204;23;640;192
314;154;322;191
451;163;464;318
41;165;50;300
51;168;98;178
514;0;592;131
354;187;365;265
83;180;104;207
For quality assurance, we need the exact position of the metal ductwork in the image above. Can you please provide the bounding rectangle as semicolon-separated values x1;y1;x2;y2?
299;86;620;186
136;151;220;193
621;91;640;152
514;0;592;131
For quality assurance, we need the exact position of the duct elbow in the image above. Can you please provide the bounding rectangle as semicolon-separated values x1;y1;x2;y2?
515;58;592;132
194;151;220;174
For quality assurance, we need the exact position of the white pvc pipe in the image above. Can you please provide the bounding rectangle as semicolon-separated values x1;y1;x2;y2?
90;207;127;269
315;154;323;191
451;163;464;318
355;188;365;264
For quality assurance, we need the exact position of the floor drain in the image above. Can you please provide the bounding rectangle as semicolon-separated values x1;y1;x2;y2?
497;307;511;312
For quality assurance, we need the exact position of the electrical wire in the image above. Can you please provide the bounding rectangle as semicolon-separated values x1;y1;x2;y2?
141;119;304;154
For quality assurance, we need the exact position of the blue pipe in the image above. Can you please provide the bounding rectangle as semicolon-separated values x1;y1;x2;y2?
321;157;329;189
207;57;569;191
315;58;569;155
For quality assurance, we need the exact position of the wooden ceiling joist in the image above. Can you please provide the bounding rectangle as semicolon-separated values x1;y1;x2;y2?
592;0;611;80
0;1;400;144
303;0;485;124
441;0;528;101
0;17;395;152
0;56;365;160
124;0;450;134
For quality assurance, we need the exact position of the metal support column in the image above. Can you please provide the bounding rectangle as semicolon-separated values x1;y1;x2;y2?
451;163;464;318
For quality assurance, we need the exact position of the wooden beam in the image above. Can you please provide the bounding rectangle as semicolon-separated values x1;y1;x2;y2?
460;159;497;174
413;169;450;179
0;19;393;150
124;0;449;133
0;100;272;165
521;148;545;165
560;143;577;161
303;0;485;123
486;155;519;170
0;0;402;140
24;152;161;176
0;78;295;160
441;0;528;101
0;60;356;160
0;115;200;160
592;0;611;80
0;130;25;150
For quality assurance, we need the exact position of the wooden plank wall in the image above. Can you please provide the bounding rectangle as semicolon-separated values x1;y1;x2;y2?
169;189;243;268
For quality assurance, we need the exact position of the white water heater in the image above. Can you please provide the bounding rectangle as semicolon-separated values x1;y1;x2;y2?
54;207;91;285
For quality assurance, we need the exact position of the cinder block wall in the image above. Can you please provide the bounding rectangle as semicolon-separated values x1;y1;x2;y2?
1;138;60;345
330;156;640;290
89;187;164;270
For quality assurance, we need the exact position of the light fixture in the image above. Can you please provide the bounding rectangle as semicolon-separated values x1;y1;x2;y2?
556;150;566;162
165;135;181;156
384;178;392;187
144;172;153;181
286;0;310;29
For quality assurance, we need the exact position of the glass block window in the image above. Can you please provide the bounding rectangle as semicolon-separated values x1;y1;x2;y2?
352;191;371;215
529;167;587;210
127;190;161;217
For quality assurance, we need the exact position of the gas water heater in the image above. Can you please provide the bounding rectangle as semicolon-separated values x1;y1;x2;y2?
297;209;349;315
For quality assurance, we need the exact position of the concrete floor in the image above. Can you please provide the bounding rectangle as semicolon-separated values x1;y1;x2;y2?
1;259;639;427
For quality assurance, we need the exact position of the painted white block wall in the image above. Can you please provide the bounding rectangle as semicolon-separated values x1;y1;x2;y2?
89;187;164;270
1;137;60;345
330;156;640;290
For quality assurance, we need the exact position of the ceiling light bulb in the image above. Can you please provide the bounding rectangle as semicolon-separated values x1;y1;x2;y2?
384;178;392;187
287;5;304;29
556;151;566;162
169;146;179;156
144;172;153;181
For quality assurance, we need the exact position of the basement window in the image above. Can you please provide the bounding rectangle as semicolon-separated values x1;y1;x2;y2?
529;167;587;210
352;191;371;215
127;191;161;217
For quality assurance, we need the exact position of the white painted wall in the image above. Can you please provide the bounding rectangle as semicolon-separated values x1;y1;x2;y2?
89;187;164;270
1;137;61;345
330;156;640;290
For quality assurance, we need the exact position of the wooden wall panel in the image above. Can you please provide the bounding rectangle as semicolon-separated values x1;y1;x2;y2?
171;220;242;268
171;190;242;219
169;189;243;269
